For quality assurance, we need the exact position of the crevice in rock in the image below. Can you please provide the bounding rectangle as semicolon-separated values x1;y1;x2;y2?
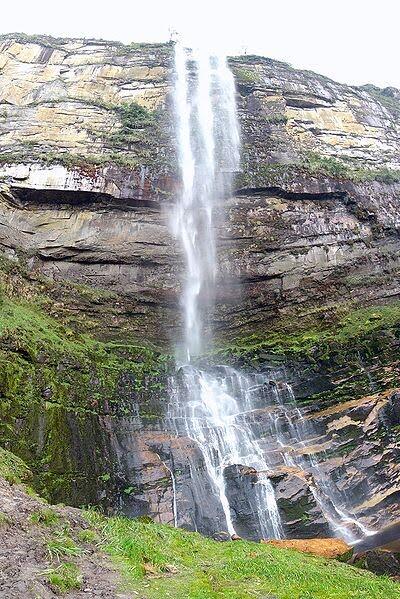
234;186;348;202
11;187;160;210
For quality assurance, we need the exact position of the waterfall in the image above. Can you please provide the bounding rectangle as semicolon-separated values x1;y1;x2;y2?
169;366;283;538
172;43;239;359
169;41;370;542
268;383;375;543
171;42;282;538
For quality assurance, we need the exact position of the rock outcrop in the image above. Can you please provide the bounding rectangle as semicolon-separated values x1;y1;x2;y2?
0;34;399;539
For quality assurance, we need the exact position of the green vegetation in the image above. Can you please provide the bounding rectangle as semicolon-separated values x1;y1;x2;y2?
302;152;400;183
43;562;83;593
0;288;170;498
46;531;82;560
78;528;99;543
361;84;400;117
0;150;140;170
85;510;400;599
265;113;288;125
238;152;400;187
0;446;32;484
117;102;155;131
0;253;171;501
30;508;60;526
233;67;260;85
214;303;400;361
0;511;11;526
108;102;157;146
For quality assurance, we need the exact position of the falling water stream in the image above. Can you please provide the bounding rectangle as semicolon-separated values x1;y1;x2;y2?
169;41;372;542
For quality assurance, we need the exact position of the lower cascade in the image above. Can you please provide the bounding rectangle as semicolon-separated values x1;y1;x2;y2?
167;365;374;542
170;41;373;543
168;366;283;539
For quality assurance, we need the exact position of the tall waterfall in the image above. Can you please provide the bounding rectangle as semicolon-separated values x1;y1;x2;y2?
172;43;239;359
170;41;371;542
171;42;283;538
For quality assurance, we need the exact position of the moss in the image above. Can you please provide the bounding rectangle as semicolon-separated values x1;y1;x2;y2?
214;303;400;361
0;446;32;484
278;496;313;522
0;252;172;502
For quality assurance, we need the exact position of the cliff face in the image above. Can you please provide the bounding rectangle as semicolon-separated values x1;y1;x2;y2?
0;34;399;342
0;34;399;538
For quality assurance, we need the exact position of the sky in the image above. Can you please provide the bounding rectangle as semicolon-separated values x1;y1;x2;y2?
1;0;399;88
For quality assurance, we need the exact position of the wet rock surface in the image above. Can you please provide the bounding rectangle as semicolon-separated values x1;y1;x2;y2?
223;464;260;539
351;549;400;578
270;469;330;538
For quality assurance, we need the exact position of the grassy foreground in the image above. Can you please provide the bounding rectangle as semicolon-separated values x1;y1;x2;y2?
86;511;400;599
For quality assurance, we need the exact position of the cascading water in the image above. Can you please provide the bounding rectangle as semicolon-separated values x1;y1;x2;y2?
169;40;371;542
172;43;239;359
171;42;282;538
169;366;283;538
267;383;375;543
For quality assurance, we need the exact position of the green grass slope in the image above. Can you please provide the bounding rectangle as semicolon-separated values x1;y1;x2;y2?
86;511;400;599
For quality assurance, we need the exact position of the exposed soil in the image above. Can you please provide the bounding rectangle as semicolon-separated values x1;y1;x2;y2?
0;477;133;598
261;538;351;559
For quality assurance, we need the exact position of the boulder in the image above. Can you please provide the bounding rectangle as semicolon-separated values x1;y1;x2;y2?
351;550;400;578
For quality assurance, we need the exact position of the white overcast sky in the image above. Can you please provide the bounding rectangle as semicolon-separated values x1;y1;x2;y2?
2;0;399;88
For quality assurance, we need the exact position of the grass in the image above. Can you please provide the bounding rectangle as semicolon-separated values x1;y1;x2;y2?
43;562;82;593
30;508;60;526
0;511;11;526
85;510;400;599
78;528;99;543
0;291;169;408
0;149;140;170
301;152;400;184
46;531;82;561
238;153;400;187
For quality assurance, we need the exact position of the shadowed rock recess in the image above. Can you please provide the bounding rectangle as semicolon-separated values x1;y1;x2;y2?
0;34;399;539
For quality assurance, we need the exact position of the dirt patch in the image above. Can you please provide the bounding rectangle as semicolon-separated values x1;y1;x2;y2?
261;537;351;559
0;477;133;598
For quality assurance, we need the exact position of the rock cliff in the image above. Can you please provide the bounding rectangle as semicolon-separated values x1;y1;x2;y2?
0;34;399;538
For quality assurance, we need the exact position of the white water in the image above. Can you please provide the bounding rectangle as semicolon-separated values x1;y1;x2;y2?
171;43;283;537
171;41;370;541
172;43;239;360
169;366;283;538
267;383;375;543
